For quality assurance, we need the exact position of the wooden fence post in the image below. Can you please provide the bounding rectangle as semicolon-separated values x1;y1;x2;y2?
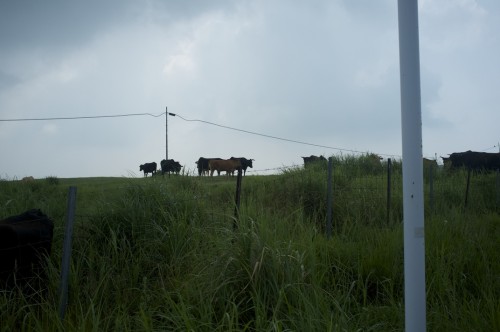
59;186;77;320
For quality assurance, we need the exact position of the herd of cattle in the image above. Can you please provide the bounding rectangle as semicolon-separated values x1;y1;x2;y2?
300;151;500;172
139;157;254;177
139;159;182;177
2;150;498;290
139;150;500;177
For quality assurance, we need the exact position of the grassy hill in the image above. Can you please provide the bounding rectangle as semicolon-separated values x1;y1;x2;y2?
1;161;499;331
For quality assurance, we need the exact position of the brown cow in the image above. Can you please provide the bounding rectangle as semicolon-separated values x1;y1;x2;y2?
423;158;438;170
208;159;242;177
21;176;35;182
196;157;222;176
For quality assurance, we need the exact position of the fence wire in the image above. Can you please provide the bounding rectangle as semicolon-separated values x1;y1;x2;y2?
1;165;498;258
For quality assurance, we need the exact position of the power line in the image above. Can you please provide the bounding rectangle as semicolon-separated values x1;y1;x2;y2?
169;112;396;157
0;112;166;122
480;145;498;152
1;110;398;157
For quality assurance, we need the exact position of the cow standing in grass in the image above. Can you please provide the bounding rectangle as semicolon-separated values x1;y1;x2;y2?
196;157;222;176
0;209;54;286
423;158;437;169
208;159;242;177
423;158;438;173
230;157;254;176
302;155;327;168
161;159;182;176
443;151;500;172
139;162;157;177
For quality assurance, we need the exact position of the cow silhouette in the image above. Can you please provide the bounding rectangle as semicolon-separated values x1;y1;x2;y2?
0;209;54;286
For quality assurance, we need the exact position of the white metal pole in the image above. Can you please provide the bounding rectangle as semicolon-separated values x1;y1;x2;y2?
165;106;168;160
397;1;426;331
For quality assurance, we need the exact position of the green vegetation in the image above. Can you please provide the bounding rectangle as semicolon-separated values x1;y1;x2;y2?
0;159;499;331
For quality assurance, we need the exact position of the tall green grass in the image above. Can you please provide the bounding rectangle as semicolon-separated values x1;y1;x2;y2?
0;160;498;331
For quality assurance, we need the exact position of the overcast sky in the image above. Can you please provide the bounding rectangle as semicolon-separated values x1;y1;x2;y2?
1;0;499;179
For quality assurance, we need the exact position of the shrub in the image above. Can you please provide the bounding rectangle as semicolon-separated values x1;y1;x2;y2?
45;176;59;185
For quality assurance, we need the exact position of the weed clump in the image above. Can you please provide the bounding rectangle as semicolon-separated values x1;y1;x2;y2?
45;176;59;185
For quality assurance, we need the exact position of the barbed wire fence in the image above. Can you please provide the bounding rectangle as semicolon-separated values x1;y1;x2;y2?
2;111;498;301
1;161;498;323
2;110;498;327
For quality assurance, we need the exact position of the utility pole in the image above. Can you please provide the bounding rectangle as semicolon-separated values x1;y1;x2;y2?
165;109;177;161
165;106;168;160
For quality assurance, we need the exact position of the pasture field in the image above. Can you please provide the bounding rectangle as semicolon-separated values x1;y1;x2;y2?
0;163;499;331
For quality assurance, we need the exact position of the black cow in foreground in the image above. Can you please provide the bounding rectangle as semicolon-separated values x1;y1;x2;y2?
161;159;182;176
139;162;157;177
442;151;500;172
196;157;222;176
230;157;254;176
0;209;54;285
302;155;327;167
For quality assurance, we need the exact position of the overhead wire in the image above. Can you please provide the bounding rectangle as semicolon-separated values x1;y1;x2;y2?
1;111;403;158
2;112;496;159
169;112;398;157
480;145;499;152
0;112;165;121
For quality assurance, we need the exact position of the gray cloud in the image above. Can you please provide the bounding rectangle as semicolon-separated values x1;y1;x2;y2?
0;0;499;178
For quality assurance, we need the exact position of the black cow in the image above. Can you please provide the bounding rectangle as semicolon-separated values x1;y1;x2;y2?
444;151;500;172
441;156;451;169
139;162;157;177
230;157;254;176
302;155;327;167
0;209;54;284
161;159;182;176
196;157;222;176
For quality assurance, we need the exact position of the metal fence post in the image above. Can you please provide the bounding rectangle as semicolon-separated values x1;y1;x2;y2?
326;157;333;238
497;170;500;211
429;163;434;215
387;158;392;224
464;168;471;211
59;186;77;320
